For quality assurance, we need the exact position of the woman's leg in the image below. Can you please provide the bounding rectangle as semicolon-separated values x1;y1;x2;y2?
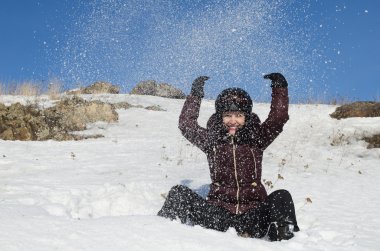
266;189;299;229
265;189;299;241
234;189;299;240
157;185;235;232
233;204;269;238
157;185;193;221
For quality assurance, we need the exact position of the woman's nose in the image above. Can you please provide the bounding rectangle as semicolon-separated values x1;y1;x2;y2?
229;117;238;124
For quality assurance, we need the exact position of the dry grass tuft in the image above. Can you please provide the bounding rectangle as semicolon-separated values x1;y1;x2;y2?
0;82;5;95
19;83;40;96
0;80;64;98
46;79;63;100
6;82;41;96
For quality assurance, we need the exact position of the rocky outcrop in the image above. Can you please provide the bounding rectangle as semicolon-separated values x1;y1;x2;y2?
145;105;166;111
130;80;185;99
44;96;118;132
363;134;380;149
67;82;120;95
0;97;118;141
130;80;156;96
330;102;380;119
0;103;47;141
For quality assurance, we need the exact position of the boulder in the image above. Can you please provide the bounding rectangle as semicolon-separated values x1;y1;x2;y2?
130;80;185;99
130;80;157;96
363;134;380;149
145;105;166;111
0;103;47;141
44;96;118;132
67;82;120;95
113;101;136;109
0;96;118;141
156;83;186;99
330;102;380;119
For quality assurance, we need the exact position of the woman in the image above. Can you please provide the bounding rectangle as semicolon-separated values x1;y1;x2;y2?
158;73;299;241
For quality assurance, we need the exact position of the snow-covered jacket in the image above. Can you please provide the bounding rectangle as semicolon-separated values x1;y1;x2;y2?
178;87;289;214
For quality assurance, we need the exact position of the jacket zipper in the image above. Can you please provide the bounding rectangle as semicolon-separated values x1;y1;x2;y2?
250;148;258;179
231;137;240;214
212;147;218;190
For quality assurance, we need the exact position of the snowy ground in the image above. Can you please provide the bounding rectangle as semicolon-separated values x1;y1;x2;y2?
0;94;379;251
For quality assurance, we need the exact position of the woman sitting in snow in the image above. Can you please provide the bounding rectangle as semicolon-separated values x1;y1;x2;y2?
158;73;299;241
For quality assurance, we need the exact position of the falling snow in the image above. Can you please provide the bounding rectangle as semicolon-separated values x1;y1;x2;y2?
46;0;337;102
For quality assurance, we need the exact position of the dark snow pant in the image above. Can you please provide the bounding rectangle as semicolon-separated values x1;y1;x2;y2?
157;185;299;238
157;185;235;232
235;189;300;238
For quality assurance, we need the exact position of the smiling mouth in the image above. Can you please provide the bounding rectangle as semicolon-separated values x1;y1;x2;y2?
228;126;237;135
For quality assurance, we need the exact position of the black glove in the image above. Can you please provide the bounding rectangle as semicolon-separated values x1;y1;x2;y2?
264;73;288;88
190;76;209;98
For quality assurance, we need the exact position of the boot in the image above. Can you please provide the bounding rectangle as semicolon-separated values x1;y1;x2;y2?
267;221;295;241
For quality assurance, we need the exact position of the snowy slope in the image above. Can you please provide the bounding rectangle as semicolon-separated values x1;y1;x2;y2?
0;94;379;251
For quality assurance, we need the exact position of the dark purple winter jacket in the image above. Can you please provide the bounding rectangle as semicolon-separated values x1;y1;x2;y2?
178;87;289;214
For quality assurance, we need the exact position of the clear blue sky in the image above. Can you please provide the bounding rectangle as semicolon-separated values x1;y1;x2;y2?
0;0;379;102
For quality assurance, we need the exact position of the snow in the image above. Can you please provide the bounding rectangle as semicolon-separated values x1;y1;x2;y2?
0;94;379;250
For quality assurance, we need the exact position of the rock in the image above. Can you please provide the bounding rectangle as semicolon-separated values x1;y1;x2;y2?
44;96;118;132
330;102;380;119
0;97;118;141
113;102;134;109
0;128;14;140
83;82;119;94
156;83;185;99
130;80;185;99
14;127;31;141
145;105;166;111
130;80;157;96
363;134;380;149
67;82;120;95
0;103;45;141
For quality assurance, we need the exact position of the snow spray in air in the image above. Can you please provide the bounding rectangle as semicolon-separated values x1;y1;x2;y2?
52;0;334;102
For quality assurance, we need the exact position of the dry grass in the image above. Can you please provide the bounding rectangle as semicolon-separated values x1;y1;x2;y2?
46;79;63;100
327;96;354;106
1;82;41;96
0;80;64;98
16;82;41;96
0;82;5;95
301;94;354;105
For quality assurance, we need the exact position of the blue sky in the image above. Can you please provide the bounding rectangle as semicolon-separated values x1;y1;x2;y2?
0;0;379;102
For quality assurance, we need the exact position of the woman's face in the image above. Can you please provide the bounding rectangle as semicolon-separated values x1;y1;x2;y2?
222;111;245;135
